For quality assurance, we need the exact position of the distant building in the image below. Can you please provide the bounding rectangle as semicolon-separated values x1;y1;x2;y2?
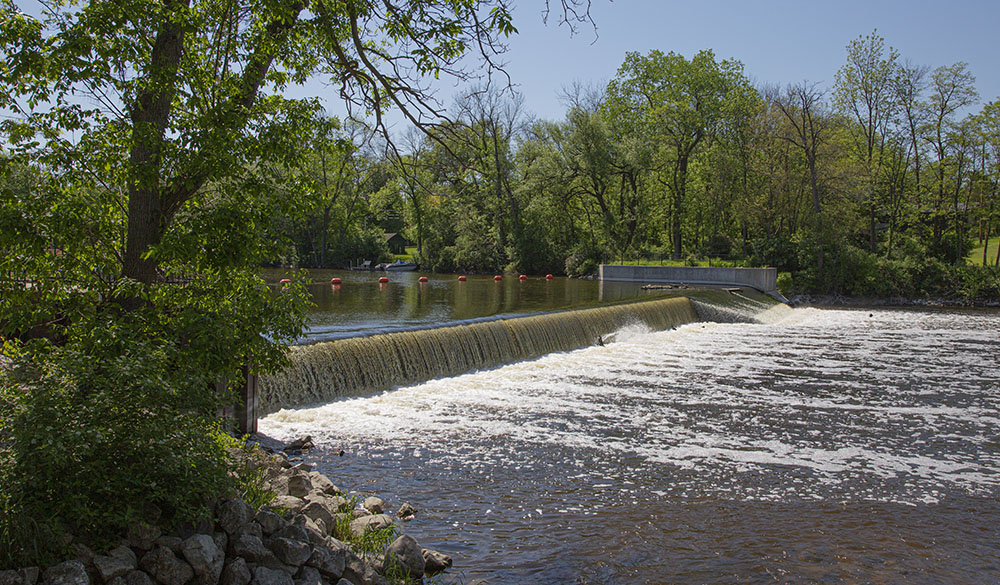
384;233;409;255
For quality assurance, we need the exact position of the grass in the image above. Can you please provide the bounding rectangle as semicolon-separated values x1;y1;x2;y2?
391;246;418;263
967;236;999;267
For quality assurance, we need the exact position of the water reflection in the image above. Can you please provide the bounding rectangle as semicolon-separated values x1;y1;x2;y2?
262;269;671;342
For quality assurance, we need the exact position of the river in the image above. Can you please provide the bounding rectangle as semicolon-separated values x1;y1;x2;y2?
260;305;1000;584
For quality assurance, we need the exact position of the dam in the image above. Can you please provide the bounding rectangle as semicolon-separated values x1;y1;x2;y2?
257;285;1000;584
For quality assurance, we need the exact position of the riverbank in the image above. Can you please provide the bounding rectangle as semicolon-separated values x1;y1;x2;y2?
1;437;454;585
789;294;1000;309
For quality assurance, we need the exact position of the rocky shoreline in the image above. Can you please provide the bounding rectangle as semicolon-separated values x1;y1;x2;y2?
1;436;453;585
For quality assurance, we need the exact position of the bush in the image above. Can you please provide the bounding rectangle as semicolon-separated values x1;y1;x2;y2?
0;271;309;568
776;272;793;296
564;242;604;277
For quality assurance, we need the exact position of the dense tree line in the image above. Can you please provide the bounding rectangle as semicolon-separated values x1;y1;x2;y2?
284;31;999;300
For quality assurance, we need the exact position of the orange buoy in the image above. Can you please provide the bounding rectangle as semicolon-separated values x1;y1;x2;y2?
378;276;389;284
494;275;502;281
418;276;428;283
330;277;342;285
545;274;554;280
458;275;467;282
519;274;527;280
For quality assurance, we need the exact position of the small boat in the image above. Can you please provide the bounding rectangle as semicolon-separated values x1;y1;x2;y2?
384;260;418;272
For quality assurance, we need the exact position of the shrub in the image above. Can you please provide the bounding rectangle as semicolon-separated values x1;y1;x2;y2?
776;272;793;296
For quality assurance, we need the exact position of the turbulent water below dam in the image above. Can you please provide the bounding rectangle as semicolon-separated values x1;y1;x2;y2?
260;305;1000;584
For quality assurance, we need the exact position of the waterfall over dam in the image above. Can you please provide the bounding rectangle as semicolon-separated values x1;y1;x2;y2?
259;296;700;415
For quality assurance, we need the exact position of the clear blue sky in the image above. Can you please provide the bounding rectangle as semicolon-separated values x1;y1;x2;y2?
306;0;999;128
498;0;1000;120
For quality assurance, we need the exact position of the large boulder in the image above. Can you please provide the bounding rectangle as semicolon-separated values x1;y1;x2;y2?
298;503;334;535
217;500;254;536
360;498;384;516
306;473;339;496
229;533;274;565
254;510;286;537
347;515;392;540
138;547;193;585
270;496;305;515
291;566;321;585
92;554;134;583
41;562;89;585
381;536;424;579
421;548;453;575
286;476;312;499
106;571;153;585
181;534;224;585
304;544;345;580
219;559;251;585
250;568;291;585
266;538;311;568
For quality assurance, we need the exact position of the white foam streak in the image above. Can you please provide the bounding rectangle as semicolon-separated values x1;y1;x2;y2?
262;308;1000;504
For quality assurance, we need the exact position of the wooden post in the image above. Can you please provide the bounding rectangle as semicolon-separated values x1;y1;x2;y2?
235;364;258;435
217;365;258;435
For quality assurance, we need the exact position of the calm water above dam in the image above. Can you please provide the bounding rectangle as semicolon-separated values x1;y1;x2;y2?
262;268;670;342
261;306;1000;584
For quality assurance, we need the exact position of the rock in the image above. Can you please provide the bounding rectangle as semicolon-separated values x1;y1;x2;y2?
217;500;255;535
250;567;292;585
42;561;89;585
291;463;312;473
290;516;325;547
341;554;376;585
273;522;309;545
19;568;39;585
304;544;345;580
333;581;353;585
154;537;183;555
107;571;153;585
139;546;194;585
286;476;312;499
299;503;334;535
360;498;384;516
421;548;452;575
68;544;95;565
267;538;311;568
0;570;23;585
92;554;134;582
109;546;137;568
271;496;305;514
291;566;321;585
347;515;392;540
229;533;274;565
381;536;424;579
396;504;416;521
219;559;251;585
181;534;224;585
212;534;229;559
127;523;161;551
255;509;286;536
283;436;313;452
306;473;339;496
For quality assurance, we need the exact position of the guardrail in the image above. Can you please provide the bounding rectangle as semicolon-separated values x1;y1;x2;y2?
599;265;778;293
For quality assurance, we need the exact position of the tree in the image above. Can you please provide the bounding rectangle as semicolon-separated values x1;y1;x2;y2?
924;62;978;257
605;49;752;259
0;0;596;561
834;29;900;251
768;81;835;278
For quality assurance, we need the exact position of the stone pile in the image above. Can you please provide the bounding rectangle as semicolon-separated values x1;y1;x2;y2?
1;439;452;585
